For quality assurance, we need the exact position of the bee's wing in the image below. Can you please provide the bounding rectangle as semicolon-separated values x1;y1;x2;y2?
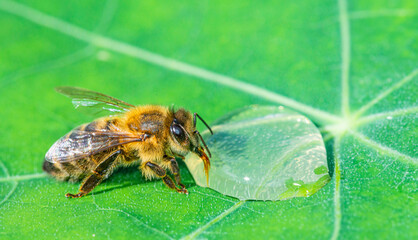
45;130;149;163
56;86;135;116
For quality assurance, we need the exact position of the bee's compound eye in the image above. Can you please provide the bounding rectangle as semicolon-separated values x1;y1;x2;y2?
171;124;186;143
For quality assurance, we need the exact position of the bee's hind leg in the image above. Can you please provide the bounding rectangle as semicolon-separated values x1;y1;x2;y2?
66;150;121;198
145;162;188;194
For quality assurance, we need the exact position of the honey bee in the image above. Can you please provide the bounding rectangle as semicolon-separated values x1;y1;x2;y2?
43;86;213;198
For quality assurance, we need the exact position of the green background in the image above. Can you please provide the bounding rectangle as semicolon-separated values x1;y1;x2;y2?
0;0;417;239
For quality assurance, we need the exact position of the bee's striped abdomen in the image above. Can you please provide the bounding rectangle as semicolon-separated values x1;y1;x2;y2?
43;119;117;182
42;157;96;182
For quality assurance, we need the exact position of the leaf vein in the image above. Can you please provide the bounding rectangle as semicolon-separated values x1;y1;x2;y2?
350;131;417;165
339;0;351;117
330;137;342;240
0;160;18;207
181;201;245;240
92;195;174;240
353;69;418;118
356;106;418;126
190;189;262;214
0;173;47;183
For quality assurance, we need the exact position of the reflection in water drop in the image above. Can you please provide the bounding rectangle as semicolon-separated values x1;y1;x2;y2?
184;106;330;201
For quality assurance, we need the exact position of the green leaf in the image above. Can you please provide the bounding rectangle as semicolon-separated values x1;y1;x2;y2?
0;0;416;239
185;105;330;201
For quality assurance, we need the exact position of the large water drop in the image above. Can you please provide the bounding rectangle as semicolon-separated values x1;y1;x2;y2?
184;106;330;201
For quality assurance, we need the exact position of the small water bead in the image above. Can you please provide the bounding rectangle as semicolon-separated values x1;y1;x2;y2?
184;105;330;201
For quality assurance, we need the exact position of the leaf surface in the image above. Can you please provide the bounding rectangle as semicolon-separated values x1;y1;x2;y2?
0;0;416;239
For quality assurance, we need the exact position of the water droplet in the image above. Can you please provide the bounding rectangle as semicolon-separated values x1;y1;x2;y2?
184;106;330;201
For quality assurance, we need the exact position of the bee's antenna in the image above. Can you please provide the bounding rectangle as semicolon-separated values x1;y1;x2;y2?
195;130;212;158
194;113;213;135
193;113;197;128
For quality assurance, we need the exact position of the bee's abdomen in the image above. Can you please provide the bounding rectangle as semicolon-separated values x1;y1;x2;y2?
43;120;115;182
43;157;97;182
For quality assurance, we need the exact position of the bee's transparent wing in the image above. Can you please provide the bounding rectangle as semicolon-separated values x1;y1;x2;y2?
45;129;149;163
56;86;135;116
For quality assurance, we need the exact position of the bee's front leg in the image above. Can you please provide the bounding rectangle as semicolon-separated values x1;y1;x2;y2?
165;157;186;190
145;162;188;194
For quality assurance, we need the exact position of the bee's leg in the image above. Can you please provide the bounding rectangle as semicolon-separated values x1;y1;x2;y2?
145;162;188;194
165;157;186;190
66;150;121;198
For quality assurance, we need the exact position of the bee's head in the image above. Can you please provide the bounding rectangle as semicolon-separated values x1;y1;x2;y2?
168;108;213;184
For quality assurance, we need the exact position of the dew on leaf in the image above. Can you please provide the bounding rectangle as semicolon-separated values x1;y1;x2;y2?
184;105;330;201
